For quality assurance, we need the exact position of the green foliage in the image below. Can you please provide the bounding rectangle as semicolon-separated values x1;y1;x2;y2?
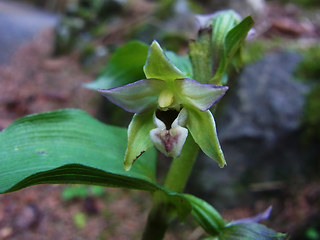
0;109;191;220
279;0;320;8
296;45;320;144
0;109;155;193
242;40;269;64
295;45;320;82
53;0;123;56
73;212;87;229
185;195;287;240
305;227;320;240
85;41;149;90
62;185;105;201
303;85;320;141
165;51;193;78
184;194;226;236
218;223;288;240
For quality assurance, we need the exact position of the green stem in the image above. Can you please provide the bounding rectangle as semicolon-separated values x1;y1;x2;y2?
164;136;199;192
142;136;199;240
142;25;209;239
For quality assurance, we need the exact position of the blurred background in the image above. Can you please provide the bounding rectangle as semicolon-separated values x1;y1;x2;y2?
0;0;319;239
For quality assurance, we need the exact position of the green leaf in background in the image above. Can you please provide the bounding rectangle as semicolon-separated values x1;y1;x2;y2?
0;109;191;219
85;41;149;90
165;51;193;78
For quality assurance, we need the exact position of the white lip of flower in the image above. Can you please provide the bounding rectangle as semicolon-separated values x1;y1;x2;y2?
98;40;228;171
150;108;188;158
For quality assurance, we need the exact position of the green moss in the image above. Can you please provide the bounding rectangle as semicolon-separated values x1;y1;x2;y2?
242;38;292;64
295;45;320;82
242;40;269;64
303;84;320;142
278;0;320;8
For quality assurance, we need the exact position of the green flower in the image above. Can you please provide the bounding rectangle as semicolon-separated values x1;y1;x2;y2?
99;41;228;170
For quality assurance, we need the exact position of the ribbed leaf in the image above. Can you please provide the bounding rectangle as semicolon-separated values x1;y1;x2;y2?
0;109;191;219
0;109;156;192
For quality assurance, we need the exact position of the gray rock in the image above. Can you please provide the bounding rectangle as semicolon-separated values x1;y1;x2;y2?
187;51;310;208
0;0;58;64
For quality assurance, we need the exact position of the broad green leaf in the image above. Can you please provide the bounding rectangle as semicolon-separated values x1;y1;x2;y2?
187;109;226;168
143;41;185;81
184;194;226;236
0;109;156;192
0;109;191;220
165;51;193;78
85;41;148;90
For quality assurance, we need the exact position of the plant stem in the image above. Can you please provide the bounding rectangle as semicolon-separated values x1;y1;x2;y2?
142;136;199;240
142;27;209;239
163;136;199;192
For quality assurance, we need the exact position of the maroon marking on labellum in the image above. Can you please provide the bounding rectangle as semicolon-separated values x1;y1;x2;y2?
157;131;180;153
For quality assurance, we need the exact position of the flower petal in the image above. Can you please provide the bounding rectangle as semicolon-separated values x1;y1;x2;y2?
150;110;188;158
187;108;226;167
175;78;228;111
124;112;155;171
98;79;165;113
143;40;185;81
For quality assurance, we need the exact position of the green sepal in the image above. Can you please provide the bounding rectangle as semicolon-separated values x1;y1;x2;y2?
124;112;155;171
174;79;228;111
187;108;226;167
98;79;165;113
143;40;185;81
184;194;226;236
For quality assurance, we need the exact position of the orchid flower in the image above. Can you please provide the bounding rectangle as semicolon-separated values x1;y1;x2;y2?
99;41;228;170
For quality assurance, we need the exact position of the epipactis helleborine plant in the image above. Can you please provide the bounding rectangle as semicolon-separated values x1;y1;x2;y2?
99;41;228;170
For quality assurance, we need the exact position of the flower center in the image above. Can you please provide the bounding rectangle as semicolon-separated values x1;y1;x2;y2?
156;109;179;130
158;89;174;109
